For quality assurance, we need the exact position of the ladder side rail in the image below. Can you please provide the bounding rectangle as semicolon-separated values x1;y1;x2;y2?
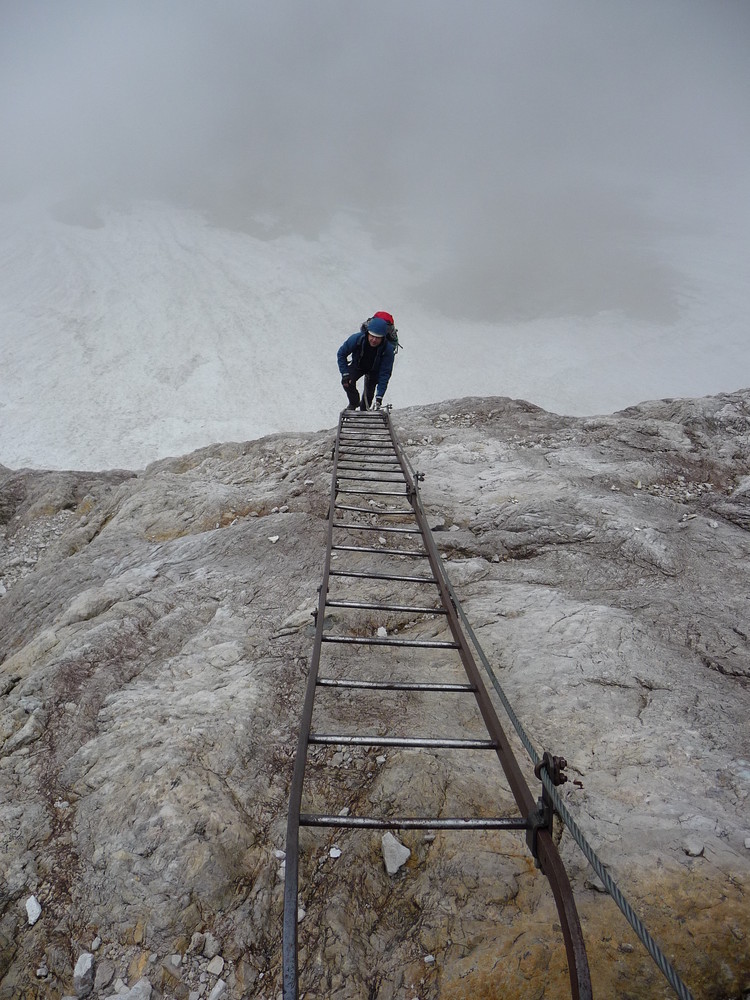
282;412;346;1000
383;411;592;1000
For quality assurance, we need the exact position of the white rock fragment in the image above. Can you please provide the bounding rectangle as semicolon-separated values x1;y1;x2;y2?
91;935;101;951
381;832;411;874
682;837;704;857
206;955;224;976
744;837;750;849
26;895;42;926
274;848;286;859
208;982;227;1000
377;626;388;638
73;951;95;997
329;846;342;859
376;755;386;765
268;535;280;543
297;906;306;923
424;954;436;964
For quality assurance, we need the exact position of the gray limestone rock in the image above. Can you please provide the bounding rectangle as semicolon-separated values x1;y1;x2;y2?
93;959;115;991
1;394;750;999
73;951;94;997
116;980;152;1000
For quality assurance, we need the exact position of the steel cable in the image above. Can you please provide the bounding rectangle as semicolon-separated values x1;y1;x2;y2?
392;420;695;1000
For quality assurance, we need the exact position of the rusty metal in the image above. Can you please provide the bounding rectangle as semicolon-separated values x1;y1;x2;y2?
301;815;529;831
317;678;475;692
386;413;592;1000
325;598;446;614
535;751;569;787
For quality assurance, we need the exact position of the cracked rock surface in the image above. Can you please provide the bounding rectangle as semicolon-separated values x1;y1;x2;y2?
2;393;750;999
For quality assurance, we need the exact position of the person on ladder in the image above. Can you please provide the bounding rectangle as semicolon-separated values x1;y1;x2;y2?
337;311;397;411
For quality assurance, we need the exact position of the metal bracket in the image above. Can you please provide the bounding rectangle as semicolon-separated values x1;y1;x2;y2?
525;794;552;869
526;752;568;868
534;751;569;787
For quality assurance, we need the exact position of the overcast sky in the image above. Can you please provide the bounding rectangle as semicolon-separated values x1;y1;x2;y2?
1;0;749;322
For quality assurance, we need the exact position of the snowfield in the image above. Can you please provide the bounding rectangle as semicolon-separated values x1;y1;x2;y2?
0;197;748;471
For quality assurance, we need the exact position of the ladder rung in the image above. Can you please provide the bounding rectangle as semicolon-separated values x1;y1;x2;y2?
309;734;497;749
334;504;414;516
337;474;406;483
336;489;408;497
332;544;428;557
339;432;391;437
322;635;459;648
333;522;421;534
317;678;474;692
300;814;528;830
329;570;437;584
337;467;402;475
338;446;395;453
325;599;445;614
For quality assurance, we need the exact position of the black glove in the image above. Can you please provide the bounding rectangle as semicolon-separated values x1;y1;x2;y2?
341;374;352;388
375;397;383;409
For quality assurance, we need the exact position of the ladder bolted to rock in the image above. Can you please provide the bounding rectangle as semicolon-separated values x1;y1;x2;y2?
282;408;592;999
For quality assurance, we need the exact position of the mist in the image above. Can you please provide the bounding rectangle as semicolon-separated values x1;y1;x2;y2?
2;0;748;324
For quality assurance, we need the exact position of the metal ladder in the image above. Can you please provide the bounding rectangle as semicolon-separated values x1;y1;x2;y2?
282;408;592;998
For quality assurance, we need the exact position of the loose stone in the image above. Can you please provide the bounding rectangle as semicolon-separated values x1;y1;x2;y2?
202;933;221;959
73;951;95;998
206;955;224;976
26;895;42;925
94;960;116;991
381;832;411;875
682;837;705;858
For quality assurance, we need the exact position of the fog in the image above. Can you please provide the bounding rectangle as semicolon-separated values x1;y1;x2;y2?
2;0;748;324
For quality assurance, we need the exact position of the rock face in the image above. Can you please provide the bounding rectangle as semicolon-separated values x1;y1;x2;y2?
1;392;750;999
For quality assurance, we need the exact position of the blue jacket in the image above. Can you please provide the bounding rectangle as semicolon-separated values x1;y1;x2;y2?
337;331;395;399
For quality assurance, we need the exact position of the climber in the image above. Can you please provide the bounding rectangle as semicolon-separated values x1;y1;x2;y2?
337;312;397;411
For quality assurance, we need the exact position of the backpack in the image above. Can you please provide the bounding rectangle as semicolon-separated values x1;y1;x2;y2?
363;311;401;353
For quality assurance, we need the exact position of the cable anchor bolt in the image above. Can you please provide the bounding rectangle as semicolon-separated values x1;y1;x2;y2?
534;751;569;787
526;753;568;869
